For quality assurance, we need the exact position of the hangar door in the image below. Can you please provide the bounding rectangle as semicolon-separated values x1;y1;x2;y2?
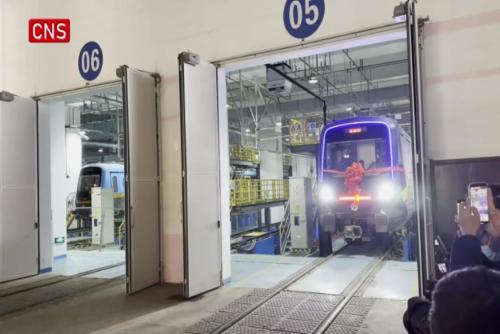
0;95;38;282
119;66;161;294
179;53;222;298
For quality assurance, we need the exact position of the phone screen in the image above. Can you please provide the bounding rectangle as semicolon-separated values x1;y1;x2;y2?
470;186;489;222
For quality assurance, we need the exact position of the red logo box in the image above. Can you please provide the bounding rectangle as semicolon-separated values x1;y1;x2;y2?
29;19;70;43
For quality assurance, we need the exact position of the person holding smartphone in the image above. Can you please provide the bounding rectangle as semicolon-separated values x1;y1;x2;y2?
452;188;500;271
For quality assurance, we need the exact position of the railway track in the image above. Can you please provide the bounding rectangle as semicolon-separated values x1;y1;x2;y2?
184;241;393;334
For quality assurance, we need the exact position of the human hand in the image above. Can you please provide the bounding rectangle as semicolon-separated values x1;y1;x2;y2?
486;188;500;238
456;201;480;236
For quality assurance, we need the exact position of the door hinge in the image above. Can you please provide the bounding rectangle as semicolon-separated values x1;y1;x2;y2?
34;222;39;229
217;220;221;229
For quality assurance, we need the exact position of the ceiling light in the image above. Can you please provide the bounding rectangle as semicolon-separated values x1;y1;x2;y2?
308;76;318;84
226;103;231;109
346;107;353;112
276;122;282;127
285;138;290;142
245;128;251;133
98;148;104;153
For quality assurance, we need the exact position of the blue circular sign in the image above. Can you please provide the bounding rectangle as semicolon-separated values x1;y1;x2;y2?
78;41;103;81
284;0;325;39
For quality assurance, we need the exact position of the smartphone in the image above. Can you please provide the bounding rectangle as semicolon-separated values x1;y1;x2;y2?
469;182;489;222
489;184;500;210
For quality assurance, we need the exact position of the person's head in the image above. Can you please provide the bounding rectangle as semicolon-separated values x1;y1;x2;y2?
430;266;500;334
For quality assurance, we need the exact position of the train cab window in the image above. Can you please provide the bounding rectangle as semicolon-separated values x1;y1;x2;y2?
112;176;119;193
77;174;101;200
326;138;389;171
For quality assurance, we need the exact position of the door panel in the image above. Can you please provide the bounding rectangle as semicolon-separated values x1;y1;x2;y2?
406;1;433;294
121;67;160;294
179;53;222;298
0;96;38;282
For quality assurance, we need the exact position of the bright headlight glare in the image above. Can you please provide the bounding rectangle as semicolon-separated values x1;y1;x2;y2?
319;184;335;203
378;182;397;202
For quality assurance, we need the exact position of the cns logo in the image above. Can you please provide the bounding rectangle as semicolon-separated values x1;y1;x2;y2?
29;19;70;43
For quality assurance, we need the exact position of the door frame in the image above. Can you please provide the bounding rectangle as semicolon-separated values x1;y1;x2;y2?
31;79;129;275
210;22;415;284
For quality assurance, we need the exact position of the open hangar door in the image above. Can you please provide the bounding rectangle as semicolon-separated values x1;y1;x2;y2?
178;54;222;298
118;66;162;294
0;94;38;283
178;0;431;299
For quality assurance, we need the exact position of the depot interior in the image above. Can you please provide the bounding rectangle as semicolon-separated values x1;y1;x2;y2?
224;35;419;295
2;6;499;332
39;85;126;279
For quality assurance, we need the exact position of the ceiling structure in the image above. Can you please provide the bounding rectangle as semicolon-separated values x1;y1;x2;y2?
63;88;124;164
226;38;412;147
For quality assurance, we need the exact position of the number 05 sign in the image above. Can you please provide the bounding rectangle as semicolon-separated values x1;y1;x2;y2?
284;0;325;39
78;41;103;81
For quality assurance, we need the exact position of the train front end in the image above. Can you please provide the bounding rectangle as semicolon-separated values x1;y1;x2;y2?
317;117;408;246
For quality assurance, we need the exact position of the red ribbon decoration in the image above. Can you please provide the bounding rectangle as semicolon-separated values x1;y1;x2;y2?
344;162;364;195
323;165;405;196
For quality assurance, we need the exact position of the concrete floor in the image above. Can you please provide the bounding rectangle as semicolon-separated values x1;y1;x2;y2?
0;253;416;334
53;249;125;276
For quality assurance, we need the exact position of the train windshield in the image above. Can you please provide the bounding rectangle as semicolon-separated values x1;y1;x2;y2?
326;139;389;171
323;123;390;173
77;167;102;201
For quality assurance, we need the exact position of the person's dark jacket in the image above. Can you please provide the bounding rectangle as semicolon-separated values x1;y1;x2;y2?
450;235;500;271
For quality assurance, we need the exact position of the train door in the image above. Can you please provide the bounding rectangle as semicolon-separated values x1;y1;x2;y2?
0;95;38;282
406;1;433;293
178;54;222;298
119;66;161;294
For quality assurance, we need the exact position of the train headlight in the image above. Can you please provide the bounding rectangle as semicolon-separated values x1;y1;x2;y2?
319;184;335;203
378;182;397;202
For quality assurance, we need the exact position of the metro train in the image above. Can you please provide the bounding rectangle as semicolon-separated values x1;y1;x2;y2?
317;117;414;249
74;163;125;226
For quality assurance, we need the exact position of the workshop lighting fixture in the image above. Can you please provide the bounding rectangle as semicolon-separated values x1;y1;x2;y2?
276;122;282;127
308;76;318;84
98;148;104;153
245;128;251;133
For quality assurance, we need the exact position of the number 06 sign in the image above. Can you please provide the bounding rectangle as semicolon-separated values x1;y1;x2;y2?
78;41;103;81
284;0;325;39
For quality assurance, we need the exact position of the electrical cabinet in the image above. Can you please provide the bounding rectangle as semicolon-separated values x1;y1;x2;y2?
289;177;314;249
91;187;114;245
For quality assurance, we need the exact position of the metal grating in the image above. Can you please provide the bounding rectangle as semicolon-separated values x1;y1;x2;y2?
247;288;274;298
306;293;343;304
342;304;371;316
204;312;239;324
220;302;252;314
237;315;276;329
333;313;365;327
265;296;304;309
253;305;293;318
298;300;338;312
233;295;265;305
325;324;359;334
184;321;221;334
272;318;320;334
287;309;329;322
279;291;311;300
224;325;271;334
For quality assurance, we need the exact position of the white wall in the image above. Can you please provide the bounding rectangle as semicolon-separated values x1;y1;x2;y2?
49;101;67;257
48;102;82;258
2;0;500;283
260;150;285;224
